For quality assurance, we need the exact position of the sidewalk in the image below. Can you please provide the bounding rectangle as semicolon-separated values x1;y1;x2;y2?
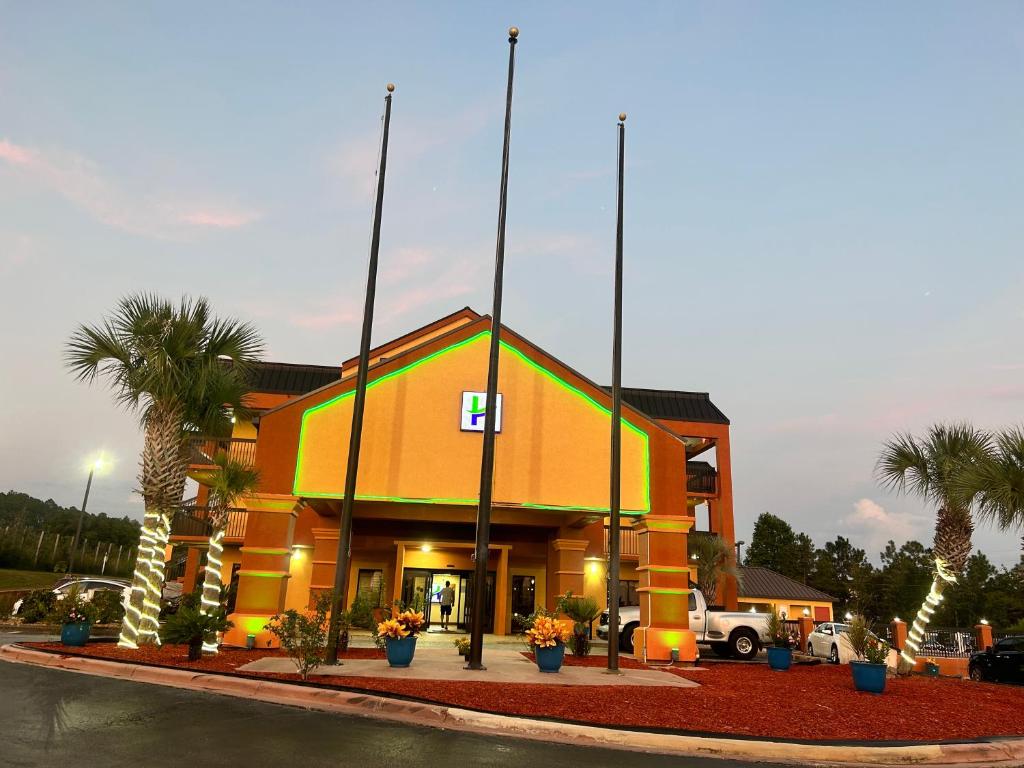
241;647;694;688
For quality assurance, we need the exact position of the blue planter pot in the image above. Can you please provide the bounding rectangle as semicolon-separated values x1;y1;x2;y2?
851;661;887;693
385;636;417;668
61;622;91;647
535;644;565;673
767;646;793;671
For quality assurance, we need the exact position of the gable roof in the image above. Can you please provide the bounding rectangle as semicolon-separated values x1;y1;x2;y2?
246;361;341;396
737;566;836;603
341;307;481;371
602;387;730;425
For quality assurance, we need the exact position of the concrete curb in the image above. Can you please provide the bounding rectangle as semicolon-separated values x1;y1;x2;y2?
3;644;1022;767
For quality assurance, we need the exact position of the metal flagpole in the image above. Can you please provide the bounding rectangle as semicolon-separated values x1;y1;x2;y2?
607;113;626;673
67;465;95;573
325;83;396;663
467;26;519;671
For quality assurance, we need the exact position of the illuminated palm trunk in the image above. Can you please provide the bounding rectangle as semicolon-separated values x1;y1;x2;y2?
118;510;159;649
900;558;957;668
199;525;226;653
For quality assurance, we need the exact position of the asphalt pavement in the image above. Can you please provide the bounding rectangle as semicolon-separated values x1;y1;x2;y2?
0;632;786;768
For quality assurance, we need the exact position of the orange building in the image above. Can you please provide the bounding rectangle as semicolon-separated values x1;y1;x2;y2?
170;308;735;662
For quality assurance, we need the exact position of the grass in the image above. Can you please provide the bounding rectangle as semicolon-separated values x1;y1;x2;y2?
0;568;64;591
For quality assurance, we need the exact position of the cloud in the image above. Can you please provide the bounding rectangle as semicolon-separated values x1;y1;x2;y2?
181;210;260;229
843;498;918;550
0;137;259;239
289;306;361;330
0;139;33;165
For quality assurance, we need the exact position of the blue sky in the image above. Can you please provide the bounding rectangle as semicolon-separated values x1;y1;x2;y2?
1;2;1022;565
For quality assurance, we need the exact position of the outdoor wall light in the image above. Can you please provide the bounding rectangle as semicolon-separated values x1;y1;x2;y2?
845;612;853;620
980;618;989;625
803;608;810;616
246;634;256;650
421;544;432;552
291;547;304;561
589;562;599;574
893;616;901;623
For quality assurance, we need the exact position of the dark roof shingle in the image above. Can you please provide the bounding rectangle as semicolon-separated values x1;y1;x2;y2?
603;387;729;425
737;566;836;603
247;362;341;396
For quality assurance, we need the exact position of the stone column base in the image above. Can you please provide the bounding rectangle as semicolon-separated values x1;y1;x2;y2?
223;613;281;648
634;627;698;663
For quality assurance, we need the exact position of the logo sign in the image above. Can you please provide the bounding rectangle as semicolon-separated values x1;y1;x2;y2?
461;391;503;433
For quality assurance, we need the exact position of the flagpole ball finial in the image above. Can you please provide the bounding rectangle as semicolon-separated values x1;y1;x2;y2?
619;112;627;122
386;83;395;92
508;26;519;39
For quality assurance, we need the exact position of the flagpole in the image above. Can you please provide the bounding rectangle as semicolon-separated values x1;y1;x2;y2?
325;83;395;663
467;26;519;671
607;113;626;673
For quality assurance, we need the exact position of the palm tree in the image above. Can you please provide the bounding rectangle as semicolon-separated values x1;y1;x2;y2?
197;452;259;653
969;427;1024;535
66;294;262;649
688;533;741;606
876;423;993;668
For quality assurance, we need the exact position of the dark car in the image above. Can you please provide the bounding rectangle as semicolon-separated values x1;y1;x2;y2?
969;636;1024;684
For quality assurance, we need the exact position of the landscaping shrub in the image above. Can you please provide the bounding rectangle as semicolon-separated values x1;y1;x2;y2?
265;592;332;680
161;604;233;661
91;590;125;624
48;589;98;626
556;591;601;657
17;590;56;623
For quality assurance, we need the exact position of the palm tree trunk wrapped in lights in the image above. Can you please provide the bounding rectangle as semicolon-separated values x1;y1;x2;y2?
197;453;259;653
66;294;263;649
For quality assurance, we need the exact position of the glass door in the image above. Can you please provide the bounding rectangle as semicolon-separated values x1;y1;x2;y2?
461;572;496;634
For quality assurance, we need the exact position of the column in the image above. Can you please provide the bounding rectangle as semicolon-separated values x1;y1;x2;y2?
224;494;300;647
309;527;339;605
975;622;994;652
547;539;587;610
890;619;908;655
797;616;814;653
634;514;696;663
181;546;203;593
494;547;510;635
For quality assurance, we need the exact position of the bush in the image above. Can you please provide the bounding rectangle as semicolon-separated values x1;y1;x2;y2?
161;604;233;661
265;592;332;680
91;590;125;624
49;590;98;626
17;590;57;623
556;591;601;657
347;595;375;630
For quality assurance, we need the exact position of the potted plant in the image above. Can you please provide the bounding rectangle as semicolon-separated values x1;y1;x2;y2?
525;614;571;672
50;589;98;647
377;609;424;667
765;606;794;670
847;614;890;693
454;636;471;659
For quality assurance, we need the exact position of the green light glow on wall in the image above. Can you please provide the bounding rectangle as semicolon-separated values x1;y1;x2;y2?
293;330;651;514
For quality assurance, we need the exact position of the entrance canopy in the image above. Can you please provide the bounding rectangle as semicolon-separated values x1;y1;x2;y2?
291;330;650;514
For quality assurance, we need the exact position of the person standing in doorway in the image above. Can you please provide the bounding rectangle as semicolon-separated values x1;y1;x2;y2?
439;581;456;630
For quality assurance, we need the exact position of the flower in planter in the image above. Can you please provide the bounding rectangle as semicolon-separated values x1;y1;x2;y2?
453;636;471;655
377;618;409;640
525;616;571;648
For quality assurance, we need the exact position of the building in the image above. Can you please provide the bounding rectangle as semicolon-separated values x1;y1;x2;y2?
170;308;735;662
736;566;835;621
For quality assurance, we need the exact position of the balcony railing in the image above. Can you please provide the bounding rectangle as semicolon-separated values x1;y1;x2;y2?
603;527;640;558
188;436;257;468
170;500;248;541
686;461;718;496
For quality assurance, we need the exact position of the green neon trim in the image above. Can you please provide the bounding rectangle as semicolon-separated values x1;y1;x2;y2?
639;587;692;595
646;566;691;573
642;521;693;531
293;331;651;513
238;570;289;578
248;500;297;511
239;547;290;555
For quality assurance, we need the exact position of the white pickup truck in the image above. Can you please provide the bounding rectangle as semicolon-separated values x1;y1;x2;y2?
596;588;771;660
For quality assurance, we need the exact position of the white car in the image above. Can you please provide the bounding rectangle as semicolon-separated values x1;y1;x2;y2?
806;622;886;664
11;577;130;616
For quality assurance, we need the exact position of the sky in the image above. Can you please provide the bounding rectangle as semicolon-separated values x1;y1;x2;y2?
1;2;1022;566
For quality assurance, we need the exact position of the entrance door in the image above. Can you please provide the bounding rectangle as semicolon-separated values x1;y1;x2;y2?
461;572;496;634
401;569;432;619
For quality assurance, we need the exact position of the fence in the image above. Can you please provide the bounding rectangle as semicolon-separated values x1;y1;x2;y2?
884;625;978;657
0;523;136;577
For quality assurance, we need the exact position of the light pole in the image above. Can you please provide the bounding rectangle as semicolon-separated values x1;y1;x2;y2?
734;540;745;564
68;456;104;574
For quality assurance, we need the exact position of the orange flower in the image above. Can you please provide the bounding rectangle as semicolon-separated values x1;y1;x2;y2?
377;618;409;639
525;616;570;648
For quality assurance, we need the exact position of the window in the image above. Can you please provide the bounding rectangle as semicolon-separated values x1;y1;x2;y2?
688;593;697;611
607;579;640;608
511;575;536;617
356;569;386;608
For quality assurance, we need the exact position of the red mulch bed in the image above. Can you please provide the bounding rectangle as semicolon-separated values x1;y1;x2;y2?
24;642;1024;742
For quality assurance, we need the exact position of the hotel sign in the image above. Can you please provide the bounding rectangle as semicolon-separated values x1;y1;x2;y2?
461;391;502;433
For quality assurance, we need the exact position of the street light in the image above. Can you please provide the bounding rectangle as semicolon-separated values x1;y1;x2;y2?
734;540;745;562
68;454;106;574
